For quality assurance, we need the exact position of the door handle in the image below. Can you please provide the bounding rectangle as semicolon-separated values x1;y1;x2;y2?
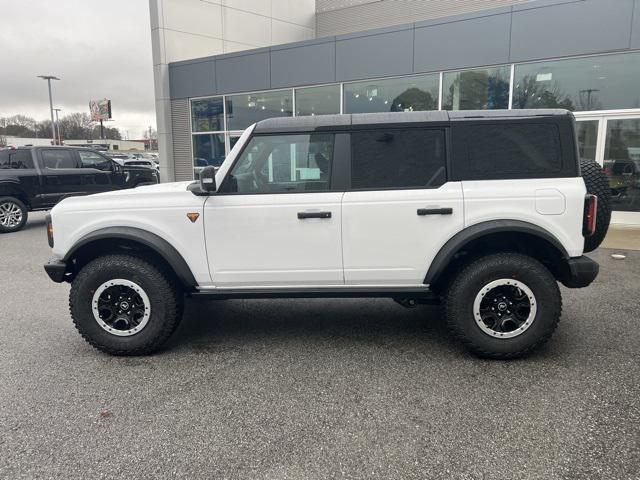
417;207;453;216
297;211;332;219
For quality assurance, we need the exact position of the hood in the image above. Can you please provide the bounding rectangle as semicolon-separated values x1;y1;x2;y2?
51;181;199;214
93;181;193;197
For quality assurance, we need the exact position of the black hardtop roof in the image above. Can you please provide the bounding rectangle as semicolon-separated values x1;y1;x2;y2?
253;109;572;132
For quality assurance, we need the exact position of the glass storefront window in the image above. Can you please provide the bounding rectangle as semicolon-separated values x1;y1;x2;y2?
442;66;510;110
225;90;293;131
295;85;341;116
604;118;640;212
193;133;226;180
576;120;599;162
191;97;224;132
344;74;439;114
513;52;640;111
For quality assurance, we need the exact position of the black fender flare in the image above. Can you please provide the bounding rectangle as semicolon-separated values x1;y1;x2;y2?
424;220;569;286
64;226;198;288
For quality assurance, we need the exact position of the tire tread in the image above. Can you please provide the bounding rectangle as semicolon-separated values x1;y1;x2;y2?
69;254;183;356
445;252;562;359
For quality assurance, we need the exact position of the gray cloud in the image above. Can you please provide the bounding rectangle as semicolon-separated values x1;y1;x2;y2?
0;0;156;138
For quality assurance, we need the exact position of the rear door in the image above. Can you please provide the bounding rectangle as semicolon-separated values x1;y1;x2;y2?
341;126;464;285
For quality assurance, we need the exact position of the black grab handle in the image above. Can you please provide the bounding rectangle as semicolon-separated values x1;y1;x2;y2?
417;208;453;216
297;211;332;219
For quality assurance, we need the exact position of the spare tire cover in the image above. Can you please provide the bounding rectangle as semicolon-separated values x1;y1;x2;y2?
580;159;612;253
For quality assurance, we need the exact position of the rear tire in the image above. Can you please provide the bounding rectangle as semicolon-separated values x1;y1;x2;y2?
0;196;28;233
580;159;611;253
445;253;562;359
70;254;184;356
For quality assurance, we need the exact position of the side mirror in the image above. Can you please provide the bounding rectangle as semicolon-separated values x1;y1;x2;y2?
200;166;217;193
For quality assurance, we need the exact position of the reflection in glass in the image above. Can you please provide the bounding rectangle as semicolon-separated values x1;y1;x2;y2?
344;74;439;114
295;85;341;116
225;90;293;131
513;52;640;111
576;120;598;161
193;133;226;181
191;97;224;132
442;66;510;110
604;118;640;212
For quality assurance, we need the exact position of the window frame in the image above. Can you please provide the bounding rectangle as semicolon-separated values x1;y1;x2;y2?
216;130;350;195
346;124;451;192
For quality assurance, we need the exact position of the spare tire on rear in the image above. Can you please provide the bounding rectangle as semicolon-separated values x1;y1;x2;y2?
580;159;612;253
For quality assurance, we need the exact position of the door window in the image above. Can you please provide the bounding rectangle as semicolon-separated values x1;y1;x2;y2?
350;128;446;189
221;133;334;193
40;149;80;169
78;150;113;171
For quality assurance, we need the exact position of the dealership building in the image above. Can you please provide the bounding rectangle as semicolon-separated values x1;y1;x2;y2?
150;0;640;224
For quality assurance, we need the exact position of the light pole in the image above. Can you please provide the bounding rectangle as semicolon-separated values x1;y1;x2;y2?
37;75;60;144
53;108;62;145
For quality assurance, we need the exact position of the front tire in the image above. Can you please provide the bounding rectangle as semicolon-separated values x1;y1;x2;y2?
445;253;562;359
70;254;184;355
0;196;28;233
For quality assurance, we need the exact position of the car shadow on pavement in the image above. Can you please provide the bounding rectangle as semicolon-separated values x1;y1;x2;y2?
166;297;459;356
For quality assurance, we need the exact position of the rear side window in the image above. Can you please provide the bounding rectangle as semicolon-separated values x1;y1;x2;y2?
41;149;80;169
452;122;568;180
0;150;34;169
350;128;446;189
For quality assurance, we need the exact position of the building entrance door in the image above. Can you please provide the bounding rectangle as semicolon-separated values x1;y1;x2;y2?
575;113;640;225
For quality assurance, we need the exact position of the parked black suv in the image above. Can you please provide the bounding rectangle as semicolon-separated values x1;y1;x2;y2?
0;146;159;233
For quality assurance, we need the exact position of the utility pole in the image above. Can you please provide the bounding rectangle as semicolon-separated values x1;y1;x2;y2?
37;75;60;144
53;108;62;145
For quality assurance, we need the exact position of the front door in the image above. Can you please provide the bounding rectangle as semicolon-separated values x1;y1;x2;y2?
203;132;345;287
341;126;464;285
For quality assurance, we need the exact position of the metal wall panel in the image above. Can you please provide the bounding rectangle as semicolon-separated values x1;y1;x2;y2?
167;0;639;100
510;0;635;61
631;0;640;49
316;0;380;13
316;0;531;37
335;27;413;81
169;60;216;99
414;13;512;72
214;50;271;94
170;99;193;182
270;40;336;88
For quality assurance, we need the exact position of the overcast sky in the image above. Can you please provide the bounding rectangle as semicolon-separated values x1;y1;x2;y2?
0;0;155;139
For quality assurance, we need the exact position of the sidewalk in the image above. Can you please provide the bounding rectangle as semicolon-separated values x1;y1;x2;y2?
601;224;640;251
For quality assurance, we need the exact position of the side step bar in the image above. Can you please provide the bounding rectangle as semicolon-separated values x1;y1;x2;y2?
190;286;440;303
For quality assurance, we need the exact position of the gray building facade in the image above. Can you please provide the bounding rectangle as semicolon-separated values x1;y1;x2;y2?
157;0;640;224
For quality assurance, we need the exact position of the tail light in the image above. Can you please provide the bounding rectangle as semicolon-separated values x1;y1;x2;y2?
583;194;597;237
46;214;54;247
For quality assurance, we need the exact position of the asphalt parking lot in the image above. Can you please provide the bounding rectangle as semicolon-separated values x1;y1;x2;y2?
1;212;639;479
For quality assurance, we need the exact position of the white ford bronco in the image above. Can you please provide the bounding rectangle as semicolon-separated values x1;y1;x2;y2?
44;110;610;359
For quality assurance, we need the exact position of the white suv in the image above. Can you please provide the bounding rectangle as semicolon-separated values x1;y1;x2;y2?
44;110;610;359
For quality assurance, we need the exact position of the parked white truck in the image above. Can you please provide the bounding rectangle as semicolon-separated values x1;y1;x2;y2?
44;110;610;358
